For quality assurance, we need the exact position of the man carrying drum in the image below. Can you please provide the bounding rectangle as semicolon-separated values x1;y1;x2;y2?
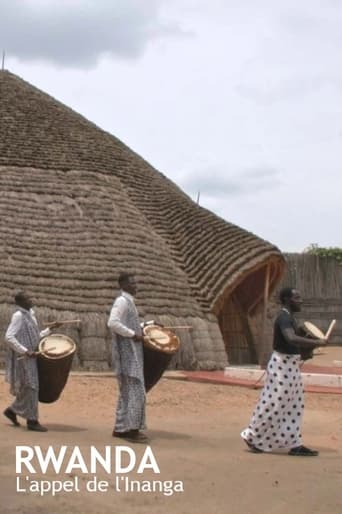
241;287;327;457
3;291;60;432
107;272;148;443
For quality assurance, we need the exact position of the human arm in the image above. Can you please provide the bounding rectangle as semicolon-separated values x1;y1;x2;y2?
5;312;30;355
283;327;326;347
279;315;326;348
29;309;52;339
40;321;62;336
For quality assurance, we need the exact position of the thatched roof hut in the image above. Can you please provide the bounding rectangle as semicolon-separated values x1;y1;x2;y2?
0;70;285;370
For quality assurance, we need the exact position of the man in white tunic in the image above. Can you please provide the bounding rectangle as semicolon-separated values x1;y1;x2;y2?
108;273;147;443
3;291;59;432
241;288;327;456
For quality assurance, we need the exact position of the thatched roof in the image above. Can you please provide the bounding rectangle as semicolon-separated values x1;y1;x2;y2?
0;70;284;318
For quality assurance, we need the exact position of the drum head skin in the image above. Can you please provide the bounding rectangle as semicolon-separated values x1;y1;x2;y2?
143;325;180;354
303;322;325;339
39;334;76;359
145;327;169;345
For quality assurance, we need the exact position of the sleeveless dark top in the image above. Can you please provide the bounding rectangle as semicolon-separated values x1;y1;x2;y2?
273;309;300;355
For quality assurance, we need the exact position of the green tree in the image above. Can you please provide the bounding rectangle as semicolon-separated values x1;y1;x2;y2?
304;244;342;264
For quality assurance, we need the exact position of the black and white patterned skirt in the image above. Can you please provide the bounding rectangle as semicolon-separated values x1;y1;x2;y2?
241;351;304;452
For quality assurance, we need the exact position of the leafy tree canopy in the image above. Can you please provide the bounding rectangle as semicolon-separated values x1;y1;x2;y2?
304;244;342;264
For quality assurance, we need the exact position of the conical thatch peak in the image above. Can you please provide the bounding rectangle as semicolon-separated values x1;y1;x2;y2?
0;70;285;369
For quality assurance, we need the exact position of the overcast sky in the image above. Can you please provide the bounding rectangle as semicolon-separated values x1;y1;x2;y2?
1;0;341;252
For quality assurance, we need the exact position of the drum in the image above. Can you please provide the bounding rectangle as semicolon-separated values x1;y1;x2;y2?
298;321;325;361
143;325;180;392
37;334;76;403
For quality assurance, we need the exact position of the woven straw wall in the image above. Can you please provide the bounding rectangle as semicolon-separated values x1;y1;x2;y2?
0;70;285;370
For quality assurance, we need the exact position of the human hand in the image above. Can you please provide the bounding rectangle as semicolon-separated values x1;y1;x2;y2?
26;351;40;358
143;320;164;328
48;321;62;329
133;333;144;342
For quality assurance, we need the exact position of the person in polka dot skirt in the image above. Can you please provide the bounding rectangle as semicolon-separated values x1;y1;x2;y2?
241;287;327;457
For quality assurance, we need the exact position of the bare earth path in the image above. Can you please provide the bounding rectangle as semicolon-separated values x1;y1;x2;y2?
1;373;341;514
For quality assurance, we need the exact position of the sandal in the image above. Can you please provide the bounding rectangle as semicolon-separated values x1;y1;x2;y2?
288;445;318;456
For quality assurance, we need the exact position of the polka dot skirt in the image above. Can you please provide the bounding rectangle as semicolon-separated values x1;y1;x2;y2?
241;351;304;452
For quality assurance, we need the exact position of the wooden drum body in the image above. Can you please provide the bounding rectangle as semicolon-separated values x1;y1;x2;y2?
143;325;180;392
37;334;76;403
298;321;325;361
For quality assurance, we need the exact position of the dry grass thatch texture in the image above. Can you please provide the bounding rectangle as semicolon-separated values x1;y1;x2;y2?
0;70;286;369
0;311;228;371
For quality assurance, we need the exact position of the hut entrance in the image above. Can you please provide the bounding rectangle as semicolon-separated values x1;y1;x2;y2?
216;260;285;365
216;257;283;366
218;293;258;364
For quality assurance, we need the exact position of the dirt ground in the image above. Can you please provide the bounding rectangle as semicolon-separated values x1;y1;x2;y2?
307;345;342;367
1;359;341;514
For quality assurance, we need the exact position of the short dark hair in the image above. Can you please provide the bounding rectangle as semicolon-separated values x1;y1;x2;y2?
118;272;133;288
14;290;27;305
279;287;294;304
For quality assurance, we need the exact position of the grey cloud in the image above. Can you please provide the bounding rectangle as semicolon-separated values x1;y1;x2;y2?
179;166;281;198
0;0;185;68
